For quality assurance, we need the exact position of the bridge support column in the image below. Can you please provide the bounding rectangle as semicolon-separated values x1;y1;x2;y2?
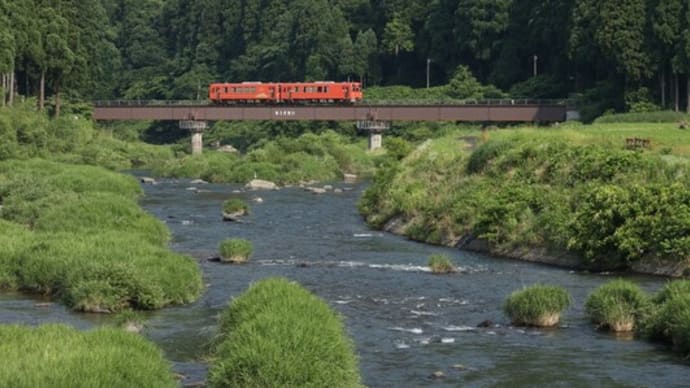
357;120;391;151
179;120;208;155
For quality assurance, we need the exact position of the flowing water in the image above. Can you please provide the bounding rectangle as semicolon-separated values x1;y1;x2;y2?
1;176;689;387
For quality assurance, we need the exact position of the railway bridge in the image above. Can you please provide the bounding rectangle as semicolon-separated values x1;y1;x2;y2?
93;100;568;154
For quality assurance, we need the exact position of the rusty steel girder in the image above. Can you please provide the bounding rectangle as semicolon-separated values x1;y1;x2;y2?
92;104;566;122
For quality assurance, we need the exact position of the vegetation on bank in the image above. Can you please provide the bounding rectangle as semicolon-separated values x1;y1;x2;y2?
585;279;650;332
209;278;362;387
0;103;174;170
643;280;690;355
359;123;690;273
503;284;571;327
219;239;253;264
153;130;376;184
0;324;177;388
0;159;203;312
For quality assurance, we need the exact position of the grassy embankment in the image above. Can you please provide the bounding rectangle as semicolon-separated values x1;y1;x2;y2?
359;120;690;275
0;324;177;388
0;105;203;311
209;278;362;388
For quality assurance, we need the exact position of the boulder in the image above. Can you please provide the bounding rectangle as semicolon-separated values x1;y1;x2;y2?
140;177;156;184
245;179;278;190
218;145;239;153
190;179;208;185
323;185;334;191
429;371;445;380
252;197;264;204
307;187;327;194
343;173;357;183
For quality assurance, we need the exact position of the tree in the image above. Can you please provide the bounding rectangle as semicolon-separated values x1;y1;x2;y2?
454;0;513;79
382;13;413;56
353;29;378;85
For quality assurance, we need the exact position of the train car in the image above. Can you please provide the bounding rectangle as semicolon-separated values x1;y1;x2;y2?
209;81;363;104
209;82;277;103
277;82;362;103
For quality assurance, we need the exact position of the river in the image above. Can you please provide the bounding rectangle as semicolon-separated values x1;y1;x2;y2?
1;177;688;387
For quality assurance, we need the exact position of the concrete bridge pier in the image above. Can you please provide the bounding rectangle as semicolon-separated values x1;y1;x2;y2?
357;120;391;151
179;120;208;155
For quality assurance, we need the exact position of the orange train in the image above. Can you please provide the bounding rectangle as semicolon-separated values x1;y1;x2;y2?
209;81;363;104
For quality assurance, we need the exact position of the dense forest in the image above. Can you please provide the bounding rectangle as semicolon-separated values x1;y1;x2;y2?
1;0;689;118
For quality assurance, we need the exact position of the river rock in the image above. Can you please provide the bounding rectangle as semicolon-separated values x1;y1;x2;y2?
222;211;247;222
252;197;264;203
323;185;334;191
429;371;445;380
334;188;343;193
218;144;239;153
190;179;208;185
343;173;357;183
123;321;144;334
477;320;493;328
140;177;156;184
246;179;278;190
308;187;327;194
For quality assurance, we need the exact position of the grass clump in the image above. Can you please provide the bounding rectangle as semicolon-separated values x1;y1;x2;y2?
427;254;457;274
209;278;362;388
504;284;571;327
585;279;649;332
219;238;253;263
641;280;690;355
0;324;176;388
222;198;249;217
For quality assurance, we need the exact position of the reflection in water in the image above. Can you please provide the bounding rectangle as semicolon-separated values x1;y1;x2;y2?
0;178;688;387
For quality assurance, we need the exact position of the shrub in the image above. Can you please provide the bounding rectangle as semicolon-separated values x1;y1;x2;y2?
0;324;176;388
504;284;571;327
209;278;362;388
427;254;457;274
585;279;649;332
222;198;249;216
219;238;253;263
643;292;690;355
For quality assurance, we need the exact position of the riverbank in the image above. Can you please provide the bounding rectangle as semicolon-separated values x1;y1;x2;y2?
360;123;690;277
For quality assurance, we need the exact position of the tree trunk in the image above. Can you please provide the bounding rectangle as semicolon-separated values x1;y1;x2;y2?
39;70;45;111
660;69;666;108
687;75;690;114
675;73;680;112
1;73;6;106
55;78;61;118
9;70;14;106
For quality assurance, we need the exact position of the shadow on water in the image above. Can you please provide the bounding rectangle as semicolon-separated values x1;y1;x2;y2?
1;176;688;387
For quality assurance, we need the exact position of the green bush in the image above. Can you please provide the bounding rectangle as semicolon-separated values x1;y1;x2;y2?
643;292;690;355
427;254;457;274
504;284;571;327
0;324;176;388
209;278;362;388
219;238;253;263
585;279;649;332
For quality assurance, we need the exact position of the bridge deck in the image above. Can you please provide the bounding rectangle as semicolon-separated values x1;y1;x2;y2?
92;103;566;122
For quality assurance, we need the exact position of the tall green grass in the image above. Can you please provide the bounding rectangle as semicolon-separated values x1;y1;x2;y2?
218;238;253;263
0;324;176;388
503;284;571;327
585;279;649;332
209;278;362;388
641;280;690;355
0;160;203;311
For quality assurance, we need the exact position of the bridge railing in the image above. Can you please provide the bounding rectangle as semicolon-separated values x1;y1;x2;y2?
94;98;570;107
